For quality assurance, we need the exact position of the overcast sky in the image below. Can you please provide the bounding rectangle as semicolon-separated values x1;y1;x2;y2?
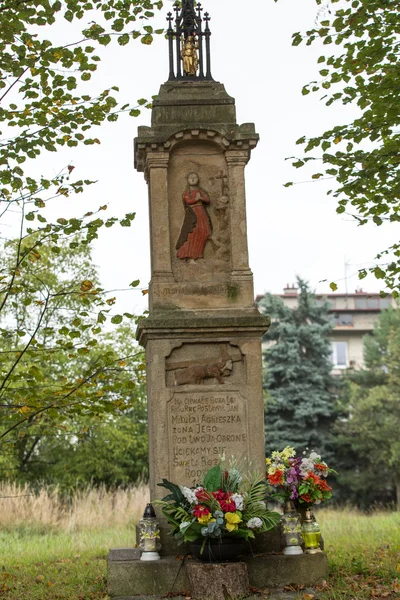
5;0;396;316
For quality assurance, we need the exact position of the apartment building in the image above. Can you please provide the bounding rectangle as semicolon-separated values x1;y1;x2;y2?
258;285;396;375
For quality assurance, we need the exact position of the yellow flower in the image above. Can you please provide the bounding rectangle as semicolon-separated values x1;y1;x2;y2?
198;514;212;524
268;466;277;476
281;446;296;460
225;512;242;532
265;458;272;466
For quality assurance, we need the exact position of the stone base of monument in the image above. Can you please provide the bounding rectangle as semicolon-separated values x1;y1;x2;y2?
107;550;328;599
187;562;249;600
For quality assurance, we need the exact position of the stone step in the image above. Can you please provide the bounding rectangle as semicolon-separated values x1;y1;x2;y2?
107;552;328;599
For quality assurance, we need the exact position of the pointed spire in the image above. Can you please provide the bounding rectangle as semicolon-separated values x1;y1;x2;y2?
181;0;197;38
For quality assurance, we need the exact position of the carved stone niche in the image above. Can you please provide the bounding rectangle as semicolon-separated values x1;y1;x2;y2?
165;342;244;388
168;139;232;283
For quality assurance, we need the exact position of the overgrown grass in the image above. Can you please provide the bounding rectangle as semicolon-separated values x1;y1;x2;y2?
316;508;400;599
0;483;148;599
0;491;399;599
0;528;134;600
0;482;149;531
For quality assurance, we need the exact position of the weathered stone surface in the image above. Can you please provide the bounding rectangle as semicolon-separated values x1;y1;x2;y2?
136;312;270;339
107;554;329;599
139;330;267;502
108;548;140;561
187;562;250;600
249;527;282;554
245;553;329;589
107;557;189;597
128;44;277;582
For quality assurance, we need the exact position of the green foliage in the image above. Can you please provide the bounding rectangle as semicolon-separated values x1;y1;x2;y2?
203;464;221;492
157;479;185;505
260;277;337;459
156;462;280;545
281;0;400;292
0;237;148;482
0;0;159;204
335;306;400;508
0;0;160;457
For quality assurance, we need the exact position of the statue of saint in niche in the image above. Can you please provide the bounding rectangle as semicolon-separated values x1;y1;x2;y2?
176;172;212;260
181;35;199;76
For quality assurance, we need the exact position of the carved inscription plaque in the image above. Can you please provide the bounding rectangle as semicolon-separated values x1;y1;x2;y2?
167;390;249;484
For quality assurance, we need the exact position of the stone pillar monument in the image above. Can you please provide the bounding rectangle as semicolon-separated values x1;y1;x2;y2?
135;57;268;507
107;3;328;596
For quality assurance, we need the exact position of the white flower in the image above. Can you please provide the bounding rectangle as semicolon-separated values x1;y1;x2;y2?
180;486;197;505
247;517;263;530
309;451;321;462
300;457;315;476
180;521;192;530
229;468;243;484
231;493;244;511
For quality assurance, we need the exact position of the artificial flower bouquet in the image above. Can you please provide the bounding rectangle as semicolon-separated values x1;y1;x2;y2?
266;447;335;506
157;461;280;550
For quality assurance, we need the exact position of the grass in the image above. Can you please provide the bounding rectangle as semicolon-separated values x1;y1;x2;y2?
0;487;399;599
314;509;400;600
0;483;149;599
0;527;134;600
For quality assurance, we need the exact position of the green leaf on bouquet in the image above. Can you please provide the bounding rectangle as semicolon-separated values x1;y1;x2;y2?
203;465;221;492
157;478;185;504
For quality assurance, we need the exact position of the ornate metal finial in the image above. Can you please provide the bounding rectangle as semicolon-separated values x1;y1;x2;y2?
166;0;213;81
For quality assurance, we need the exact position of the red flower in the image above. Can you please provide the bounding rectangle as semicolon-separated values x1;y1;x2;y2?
193;505;211;519
315;462;328;472
300;493;312;503
212;490;228;502
318;479;332;492
268;469;284;486
195;488;211;502
212;490;237;512
219;497;237;513
306;472;322;486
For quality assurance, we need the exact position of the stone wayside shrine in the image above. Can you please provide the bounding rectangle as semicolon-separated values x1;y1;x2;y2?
107;2;328;598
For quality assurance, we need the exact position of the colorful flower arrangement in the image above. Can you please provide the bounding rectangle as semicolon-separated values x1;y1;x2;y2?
157;461;280;550
266;447;335;506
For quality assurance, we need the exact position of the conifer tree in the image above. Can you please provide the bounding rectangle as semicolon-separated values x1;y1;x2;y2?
259;278;336;458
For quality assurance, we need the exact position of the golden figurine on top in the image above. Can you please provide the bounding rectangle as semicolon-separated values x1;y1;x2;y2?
181;33;199;76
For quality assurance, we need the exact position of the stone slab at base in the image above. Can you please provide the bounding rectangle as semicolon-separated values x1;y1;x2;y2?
187;562;249;600
107;552;328;599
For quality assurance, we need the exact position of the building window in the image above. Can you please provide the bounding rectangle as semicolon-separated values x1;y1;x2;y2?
355;297;388;310
338;314;353;326
332;313;353;326
355;298;367;309
331;341;348;368
380;298;391;309
367;298;379;309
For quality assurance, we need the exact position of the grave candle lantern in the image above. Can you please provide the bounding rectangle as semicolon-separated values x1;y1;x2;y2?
281;500;303;555
301;509;322;554
139;503;161;561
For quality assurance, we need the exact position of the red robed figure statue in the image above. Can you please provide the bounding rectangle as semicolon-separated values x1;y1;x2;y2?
176;172;212;260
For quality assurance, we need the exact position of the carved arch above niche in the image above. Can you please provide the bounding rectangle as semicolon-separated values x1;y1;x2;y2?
164;129;231;153
165;342;245;388
136;128;258;171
